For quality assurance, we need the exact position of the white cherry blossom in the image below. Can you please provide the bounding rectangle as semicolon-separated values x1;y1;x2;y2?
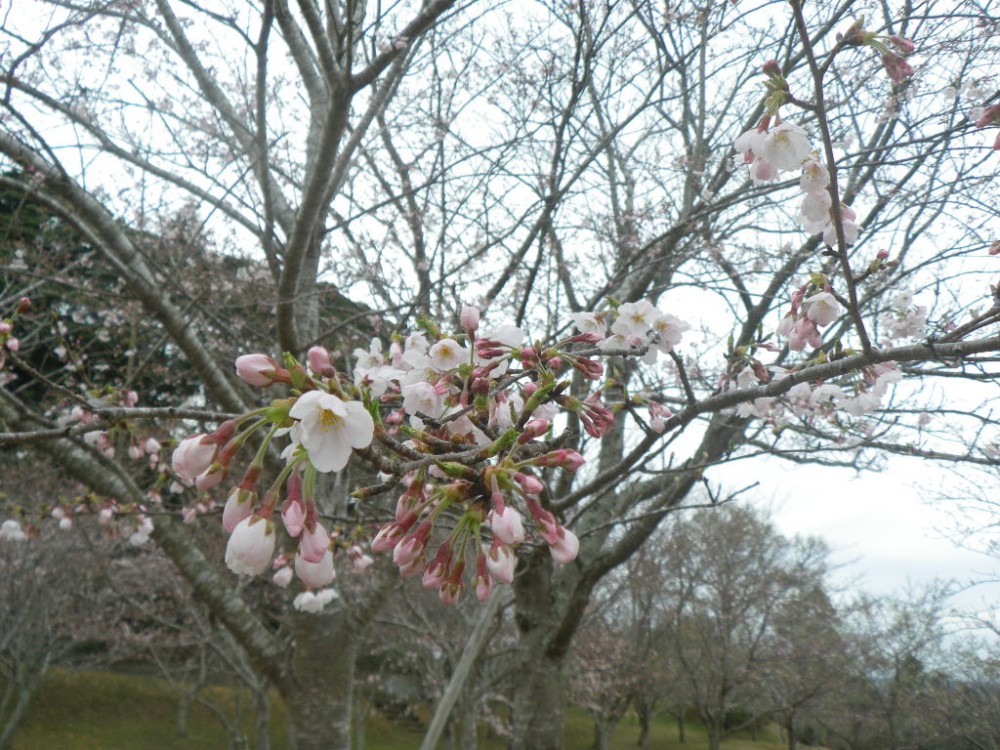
288;391;374;473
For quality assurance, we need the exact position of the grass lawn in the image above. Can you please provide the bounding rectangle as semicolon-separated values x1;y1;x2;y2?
7;669;792;750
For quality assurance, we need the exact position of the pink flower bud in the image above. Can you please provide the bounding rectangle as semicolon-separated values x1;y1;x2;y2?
181;506;198;524
196;467;224;492
888;35;916;54
393;534;427;568
488;505;526;545
223;488;256;533
225;516;276;576
881;53;914;83
460;305;480;334
762;59;782;77
307;346;335;376
282;475;306;537
532;449;586;471
299;521;330;563
235;353;282;387
513;472;545;496
439;580;463;606
475;573;493;603
422;559;449;589
295;548;336;589
517;418;550;444
172;434;217;480
371;523;405;553
486;542;517;584
546;526;579;565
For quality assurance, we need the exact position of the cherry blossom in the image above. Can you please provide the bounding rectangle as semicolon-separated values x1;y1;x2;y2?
288;391;374;473
171;434;217;480
294;548;337;589
759;121;812;171
225;515;276;576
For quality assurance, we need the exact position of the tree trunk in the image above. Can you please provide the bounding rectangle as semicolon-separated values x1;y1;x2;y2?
510;550;565;750
509;651;564;750
707;720;722;750
176;691;191;738
636;705;651;749
592;716;618;750
460;695;479;750
0;680;37;750
281;611;358;750
0;655;51;750
677;712;685;743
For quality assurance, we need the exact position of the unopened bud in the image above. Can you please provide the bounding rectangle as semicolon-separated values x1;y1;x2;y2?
460;305;480;334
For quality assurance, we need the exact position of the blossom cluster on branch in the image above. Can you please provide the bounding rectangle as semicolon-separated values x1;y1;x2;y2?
161;300;695;610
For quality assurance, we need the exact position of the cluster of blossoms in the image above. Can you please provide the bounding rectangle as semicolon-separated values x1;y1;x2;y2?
879;290;927;340
798;159;859;248
731;359;902;423
734;120;861;249
776;279;843;352
168;301;690;610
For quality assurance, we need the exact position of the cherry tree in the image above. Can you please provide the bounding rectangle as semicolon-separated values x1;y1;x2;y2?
1;0;999;748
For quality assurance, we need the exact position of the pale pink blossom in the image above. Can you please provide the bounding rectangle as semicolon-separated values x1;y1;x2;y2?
488;505;526;545
171;434;216;480
295;548;337;589
611;300;662;339
222;488;255;533
288;391;374;473
195;468;224;492
371;523;406;553
307;346;334;376
733;127;767;160
546;526;580;565
460;306;480;334
392;535;427;568
799;159;830;194
401;381;445;422
486;543;517;584
750;158;778;184
760;122;812;172
803;292;841;327
429;338;467;371
281;495;306;537
235;353;281;387
225;516;276;576
298;521;331;564
570;312;606;338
